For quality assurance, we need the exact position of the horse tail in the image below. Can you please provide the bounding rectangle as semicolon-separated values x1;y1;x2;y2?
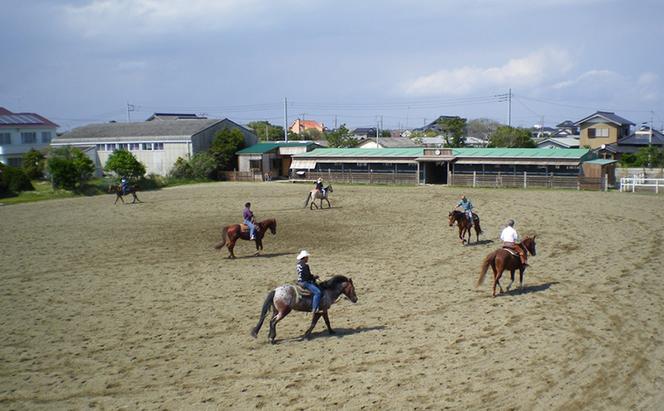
303;192;311;208
477;252;495;287
251;289;275;338
214;226;229;249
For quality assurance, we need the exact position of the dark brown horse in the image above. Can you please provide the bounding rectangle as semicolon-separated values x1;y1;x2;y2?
214;218;277;259
448;210;482;244
251;275;357;344
108;184;141;205
477;236;537;297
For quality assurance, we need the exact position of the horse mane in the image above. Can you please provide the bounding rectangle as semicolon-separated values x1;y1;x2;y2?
318;275;350;290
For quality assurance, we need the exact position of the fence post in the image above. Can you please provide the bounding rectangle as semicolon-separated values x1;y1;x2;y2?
369;169;373;184
497;172;501;188
633;176;636;192
577;177;580;191
656;179;659;194
473;171;476;188
604;174;608;192
393;170;396;184
523;171;527;189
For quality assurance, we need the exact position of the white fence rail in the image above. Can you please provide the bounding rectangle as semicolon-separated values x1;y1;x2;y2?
620;176;664;193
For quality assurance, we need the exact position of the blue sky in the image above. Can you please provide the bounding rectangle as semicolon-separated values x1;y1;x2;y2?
2;0;663;131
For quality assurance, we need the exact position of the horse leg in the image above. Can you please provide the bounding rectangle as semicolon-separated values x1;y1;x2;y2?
254;239;262;256
493;263;503;297
268;307;291;344
227;239;237;259
325;198;331;208
519;268;525;289
322;311;335;335
507;269;515;291
304;312;323;340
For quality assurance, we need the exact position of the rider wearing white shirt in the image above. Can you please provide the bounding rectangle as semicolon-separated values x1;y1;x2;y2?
500;219;528;266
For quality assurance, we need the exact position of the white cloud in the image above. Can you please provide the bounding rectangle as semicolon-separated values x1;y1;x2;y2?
61;0;308;37
403;48;573;96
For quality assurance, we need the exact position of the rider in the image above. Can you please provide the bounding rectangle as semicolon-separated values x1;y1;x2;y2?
120;176;129;195
243;202;259;240
455;194;474;226
296;250;321;314
315;178;325;196
500;219;528;266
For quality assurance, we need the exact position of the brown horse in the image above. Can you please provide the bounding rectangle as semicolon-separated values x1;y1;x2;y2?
304;184;333;209
448;210;482;244
214;218;277;259
108;184;141;205
251;275;357;344
477;236;537;297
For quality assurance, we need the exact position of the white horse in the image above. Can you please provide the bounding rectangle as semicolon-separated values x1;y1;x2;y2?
303;184;333;209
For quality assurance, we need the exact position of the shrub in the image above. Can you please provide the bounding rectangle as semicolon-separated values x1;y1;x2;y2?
104;149;146;179
47;147;95;190
22;149;46;180
169;157;193;179
0;162;34;196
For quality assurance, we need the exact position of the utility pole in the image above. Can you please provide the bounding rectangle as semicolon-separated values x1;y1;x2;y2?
127;103;135;122
284;97;288;141
508;88;512;128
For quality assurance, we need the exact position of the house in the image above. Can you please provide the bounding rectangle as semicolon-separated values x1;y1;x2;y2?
0;107;58;167
356;137;420;149
594;126;664;160
351;127;377;140
146;113;207;121
289;119;324;135
575;111;634;150
416;115;464;133
51;118;257;176
537;137;580;149
555;120;579;136
236;141;321;178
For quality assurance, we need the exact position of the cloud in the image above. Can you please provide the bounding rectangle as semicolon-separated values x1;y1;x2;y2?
551;70;660;104
403;48;573;96
61;0;308;37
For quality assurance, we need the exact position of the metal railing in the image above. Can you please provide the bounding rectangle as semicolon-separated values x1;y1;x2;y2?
450;171;606;191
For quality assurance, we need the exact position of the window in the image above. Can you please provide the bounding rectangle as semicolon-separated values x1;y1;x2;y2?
142;143;153;150
0;133;10;145
588;127;609;138
96;144;105;151
8;157;22;167
118;143;128;150
129;143;140;150
41;131;52;143
21;132;36;144
153;142;164;150
249;160;261;170
106;143;116;151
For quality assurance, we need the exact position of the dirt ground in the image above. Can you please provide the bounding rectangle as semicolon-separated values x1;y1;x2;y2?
1;182;664;410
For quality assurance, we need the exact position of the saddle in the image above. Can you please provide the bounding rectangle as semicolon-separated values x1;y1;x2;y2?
502;247;520;257
239;224;259;233
292;284;313;304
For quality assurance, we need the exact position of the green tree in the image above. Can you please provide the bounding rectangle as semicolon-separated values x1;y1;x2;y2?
247;121;285;141
635;146;664;168
300;128;323;140
47;147;95;190
488;126;536;148
189;152;217;179
209;128;245;172
0;162;33;196
467;118;501;140
104;149;146;179
438;117;467;147
380;129;391;138
22;149;46;180
325;125;357;148
169;157;193;179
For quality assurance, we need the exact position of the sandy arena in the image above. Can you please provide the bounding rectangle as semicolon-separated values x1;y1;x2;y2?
1;182;664;410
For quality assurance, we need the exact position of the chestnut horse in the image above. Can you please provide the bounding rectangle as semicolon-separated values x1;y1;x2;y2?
108;184;141;205
448;210;482;244
304;185;333;209
214;218;277;259
477;236;537;297
251;275;357;344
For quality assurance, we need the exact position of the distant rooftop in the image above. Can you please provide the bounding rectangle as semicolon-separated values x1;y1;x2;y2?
146;112;208;121
574;111;635;126
0;107;58;128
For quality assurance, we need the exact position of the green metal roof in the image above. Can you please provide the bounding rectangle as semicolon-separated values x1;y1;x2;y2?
293;148;424;157
237;141;316;154
451;148;591;159
583;158;618;165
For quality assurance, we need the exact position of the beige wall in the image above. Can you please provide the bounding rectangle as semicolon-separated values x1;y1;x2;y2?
579;122;619;149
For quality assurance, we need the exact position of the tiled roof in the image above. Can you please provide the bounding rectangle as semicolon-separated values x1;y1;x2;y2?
574;111;635;126
294;148;424;157
618;129;664;146
54;119;224;141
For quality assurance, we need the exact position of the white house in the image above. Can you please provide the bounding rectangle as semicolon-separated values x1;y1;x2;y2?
0;107;58;167
51;118;257;176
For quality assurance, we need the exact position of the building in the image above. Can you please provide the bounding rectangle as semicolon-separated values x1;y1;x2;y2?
351;127;377;139
416;115;464;133
236;141;321;178
575;111;634;149
289;119;324;135
51;118;257;176
0;107;58;167
537;137;580;149
594;126;664;160
146;113;207;121
356;137;420;149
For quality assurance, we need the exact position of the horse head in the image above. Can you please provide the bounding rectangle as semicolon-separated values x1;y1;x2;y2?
343;278;357;303
267;219;277;235
320;275;357;303
326;184;333;194
448;211;455;226
522;235;537;256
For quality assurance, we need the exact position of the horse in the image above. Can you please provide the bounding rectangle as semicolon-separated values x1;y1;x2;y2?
448;210;482;244
304;184;333;209
250;275;357;344
108;184;141;205
214;218;277;259
477;236;537;297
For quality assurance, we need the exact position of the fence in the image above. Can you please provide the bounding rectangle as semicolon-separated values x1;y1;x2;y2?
619;176;664;193
220;170;264;182
449;172;606;191
301;170;418;185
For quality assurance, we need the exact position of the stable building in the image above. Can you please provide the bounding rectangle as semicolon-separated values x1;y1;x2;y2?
236;141;321;178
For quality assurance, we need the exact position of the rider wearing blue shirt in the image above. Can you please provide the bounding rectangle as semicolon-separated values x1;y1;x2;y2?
296;250;321;313
243;202;257;240
120;177;129;195
456;195;474;225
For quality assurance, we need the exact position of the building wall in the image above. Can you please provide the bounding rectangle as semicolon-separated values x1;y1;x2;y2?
579;121;619;149
0;126;56;166
190;119;257;154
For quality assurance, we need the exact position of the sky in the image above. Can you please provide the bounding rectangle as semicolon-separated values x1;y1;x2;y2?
2;0;664;132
